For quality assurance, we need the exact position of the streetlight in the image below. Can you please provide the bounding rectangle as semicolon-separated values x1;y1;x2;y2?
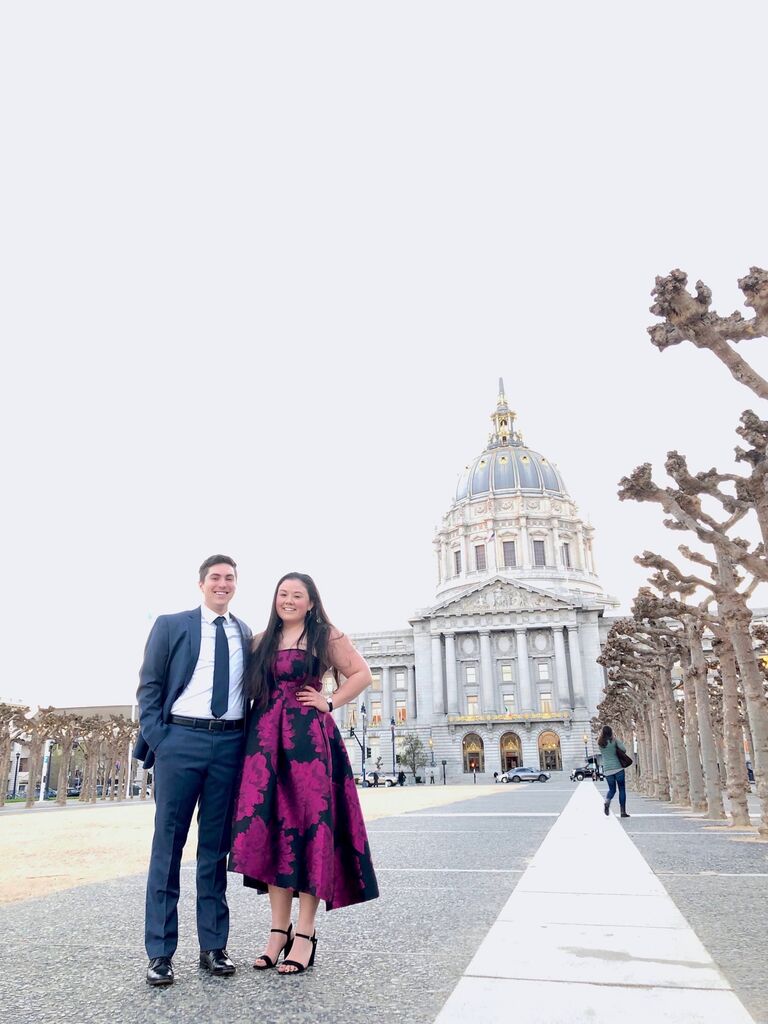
584;732;597;780
349;703;368;786
361;703;367;787
390;717;396;774
12;751;20;799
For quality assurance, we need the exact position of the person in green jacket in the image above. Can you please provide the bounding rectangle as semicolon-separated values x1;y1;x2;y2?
597;725;630;818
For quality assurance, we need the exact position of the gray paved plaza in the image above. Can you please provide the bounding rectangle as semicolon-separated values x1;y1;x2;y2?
622;789;768;1024
1;779;766;1024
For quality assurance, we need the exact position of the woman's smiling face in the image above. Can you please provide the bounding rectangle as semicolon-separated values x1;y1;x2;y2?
275;578;313;626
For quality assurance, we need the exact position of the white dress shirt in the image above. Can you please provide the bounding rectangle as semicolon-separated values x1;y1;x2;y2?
170;604;245;720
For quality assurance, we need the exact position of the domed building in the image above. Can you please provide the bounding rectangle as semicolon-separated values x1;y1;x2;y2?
336;381;618;781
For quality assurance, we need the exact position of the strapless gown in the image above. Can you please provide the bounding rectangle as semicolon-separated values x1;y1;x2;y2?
229;648;379;910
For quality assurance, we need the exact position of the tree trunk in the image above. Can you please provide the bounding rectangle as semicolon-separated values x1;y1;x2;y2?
743;710;756;781
658;665;689;804
680;647;707;811
89;752;100;803
687;623;726;819
715;549;768;834
721;601;768;834
0;736;12;808
643;708;657;796
714;731;726;788
716;635;751;826
635;715;649;793
649;699;670;800
55;747;71;807
25;738;43;808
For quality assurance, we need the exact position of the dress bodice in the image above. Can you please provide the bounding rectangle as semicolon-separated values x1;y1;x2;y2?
273;649;322;695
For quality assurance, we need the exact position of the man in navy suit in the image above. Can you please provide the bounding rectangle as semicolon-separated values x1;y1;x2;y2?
136;554;252;986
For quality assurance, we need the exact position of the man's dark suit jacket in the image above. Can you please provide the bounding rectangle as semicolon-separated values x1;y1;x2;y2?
134;608;252;769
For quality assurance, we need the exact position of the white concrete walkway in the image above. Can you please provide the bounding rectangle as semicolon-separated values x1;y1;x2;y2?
434;782;756;1024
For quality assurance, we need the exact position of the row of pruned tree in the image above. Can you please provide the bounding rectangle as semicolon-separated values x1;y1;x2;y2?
0;703;143;809
598;267;768;836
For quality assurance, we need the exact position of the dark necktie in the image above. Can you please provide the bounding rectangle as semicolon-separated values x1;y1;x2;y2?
211;615;230;718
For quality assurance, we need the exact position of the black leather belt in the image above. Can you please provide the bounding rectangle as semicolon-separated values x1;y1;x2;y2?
169;715;244;732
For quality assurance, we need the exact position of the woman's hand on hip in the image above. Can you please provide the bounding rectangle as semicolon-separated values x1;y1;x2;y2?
296;686;329;712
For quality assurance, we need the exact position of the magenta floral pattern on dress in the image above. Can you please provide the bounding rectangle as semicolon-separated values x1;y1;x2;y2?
229;649;379;910
234;751;270;822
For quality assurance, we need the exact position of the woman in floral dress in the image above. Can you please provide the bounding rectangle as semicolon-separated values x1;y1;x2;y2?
230;572;378;974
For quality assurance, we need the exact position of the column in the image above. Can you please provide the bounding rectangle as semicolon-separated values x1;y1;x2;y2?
515;629;533;711
487;533;498;574
406;664;417;721
519;519;530;568
431;633;445;716
567;625;586;707
445;632;459;714
381;665;392;724
479;630;496;713
551;522;561;566
580;612;603;711
553;627;572;709
413;628;433;718
462;531;470;577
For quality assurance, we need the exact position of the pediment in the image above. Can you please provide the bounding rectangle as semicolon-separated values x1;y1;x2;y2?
432;578;573;617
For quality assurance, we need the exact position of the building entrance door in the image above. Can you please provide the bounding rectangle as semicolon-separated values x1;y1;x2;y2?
500;731;522;771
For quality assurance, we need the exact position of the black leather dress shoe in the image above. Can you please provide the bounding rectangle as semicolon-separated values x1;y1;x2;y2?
147;956;174;986
199;949;236;975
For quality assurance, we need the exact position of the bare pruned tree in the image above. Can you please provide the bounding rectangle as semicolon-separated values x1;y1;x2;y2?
649;267;768;398
0;703;29;807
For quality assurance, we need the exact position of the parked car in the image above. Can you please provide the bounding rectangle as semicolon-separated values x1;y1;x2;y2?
498;766;550;783
353;773;399;787
33;786;58;799
570;763;604;782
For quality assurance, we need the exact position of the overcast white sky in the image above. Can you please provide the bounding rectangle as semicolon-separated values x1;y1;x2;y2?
2;3;767;709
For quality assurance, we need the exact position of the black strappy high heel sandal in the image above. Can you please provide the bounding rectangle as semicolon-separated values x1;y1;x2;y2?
280;931;317;974
253;924;293;970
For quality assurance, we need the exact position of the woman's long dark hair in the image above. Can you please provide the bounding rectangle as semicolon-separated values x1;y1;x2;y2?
597;725;614;749
246;572;338;711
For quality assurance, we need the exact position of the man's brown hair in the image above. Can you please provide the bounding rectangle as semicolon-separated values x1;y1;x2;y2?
198;554;237;583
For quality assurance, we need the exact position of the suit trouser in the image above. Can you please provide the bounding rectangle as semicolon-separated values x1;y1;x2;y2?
144;724;243;958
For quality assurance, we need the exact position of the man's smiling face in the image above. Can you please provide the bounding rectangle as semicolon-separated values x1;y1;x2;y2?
199;563;237;614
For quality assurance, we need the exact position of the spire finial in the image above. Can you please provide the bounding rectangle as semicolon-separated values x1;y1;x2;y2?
488;377;521;448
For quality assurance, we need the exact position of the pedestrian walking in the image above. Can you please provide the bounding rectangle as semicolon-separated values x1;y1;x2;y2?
597;724;631;818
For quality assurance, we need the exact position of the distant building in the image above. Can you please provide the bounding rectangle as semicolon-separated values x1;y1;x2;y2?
335;381;620;779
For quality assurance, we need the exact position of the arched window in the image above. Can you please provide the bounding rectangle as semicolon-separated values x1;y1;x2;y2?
462;733;485;773
499;731;522;772
538;730;562;771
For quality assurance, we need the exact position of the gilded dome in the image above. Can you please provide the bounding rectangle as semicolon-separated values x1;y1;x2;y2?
455;444;568;501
